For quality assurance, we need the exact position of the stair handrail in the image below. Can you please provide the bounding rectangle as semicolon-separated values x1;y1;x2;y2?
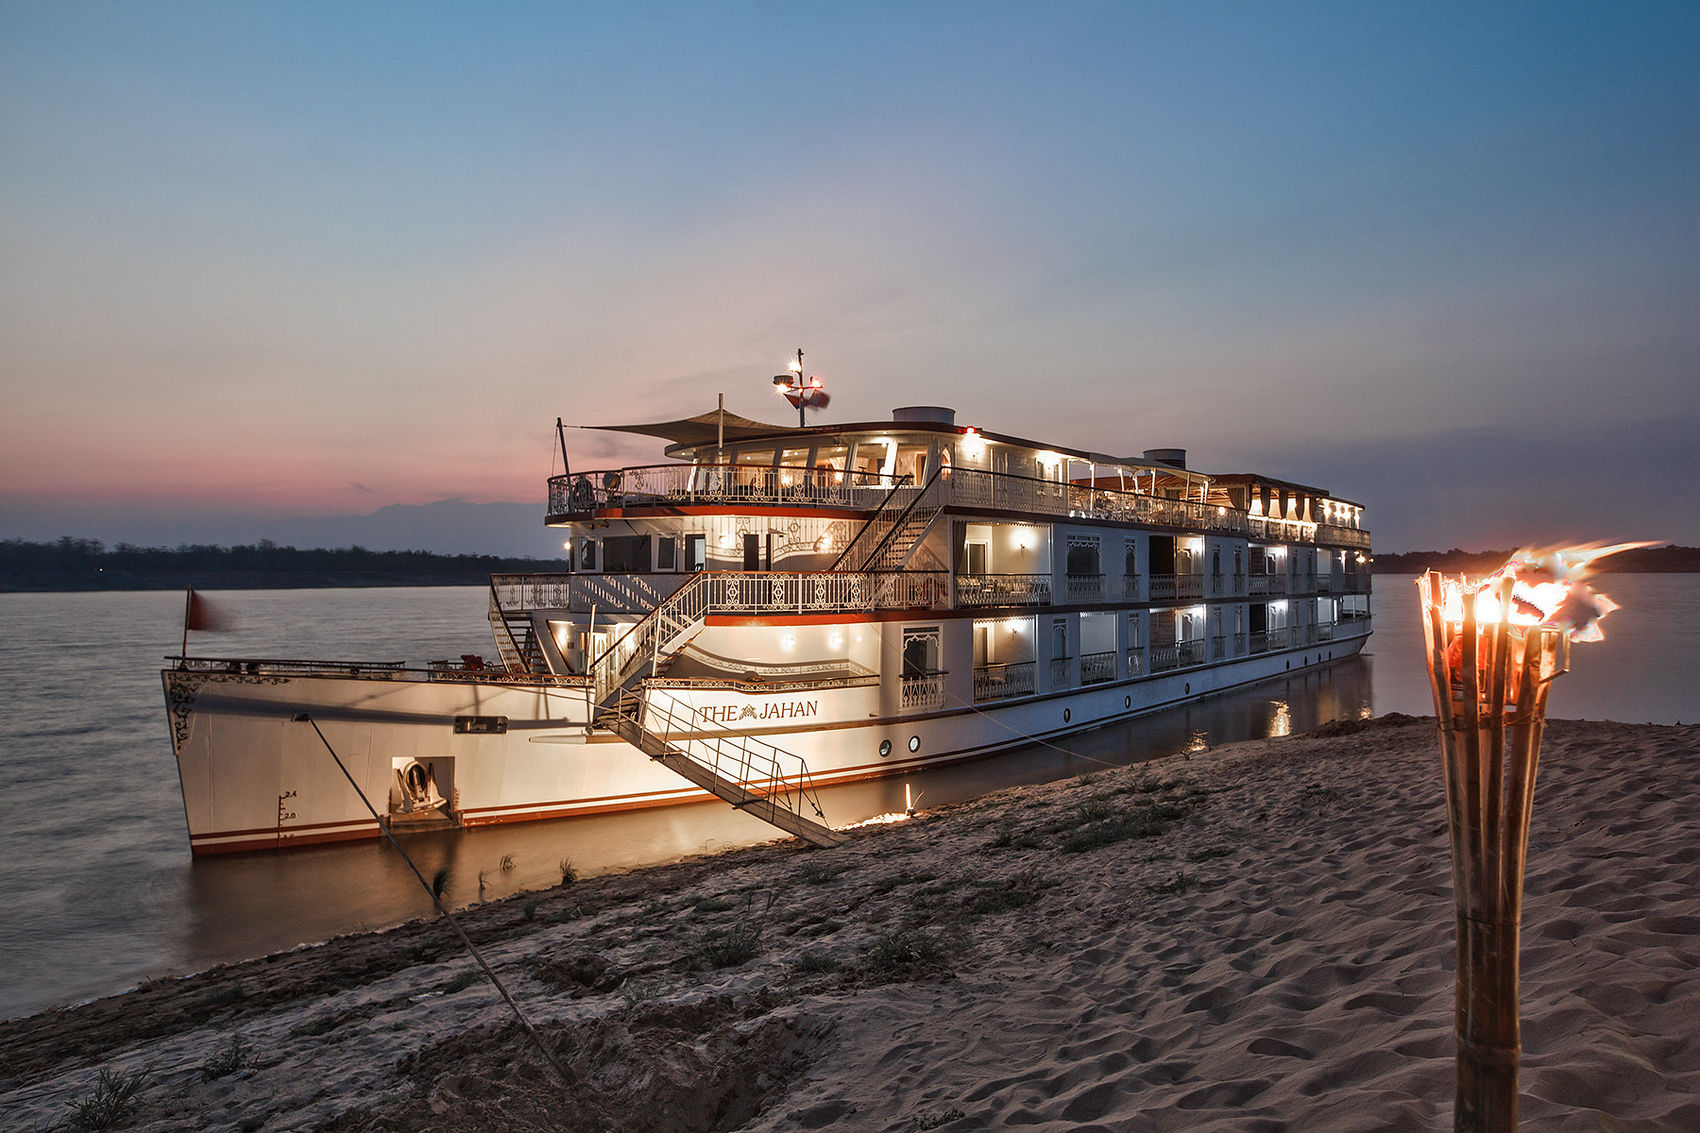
625;687;834;831
827;471;915;572
487;583;527;673
852;463;949;572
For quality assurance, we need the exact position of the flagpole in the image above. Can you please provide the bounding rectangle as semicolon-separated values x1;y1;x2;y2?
181;585;193;665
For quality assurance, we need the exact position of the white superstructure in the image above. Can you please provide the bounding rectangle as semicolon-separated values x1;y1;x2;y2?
164;397;1371;855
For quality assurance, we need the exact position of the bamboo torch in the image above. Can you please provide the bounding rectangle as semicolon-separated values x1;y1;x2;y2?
1416;547;1634;1132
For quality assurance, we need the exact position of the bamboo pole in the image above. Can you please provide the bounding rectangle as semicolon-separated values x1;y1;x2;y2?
1418;571;1570;1133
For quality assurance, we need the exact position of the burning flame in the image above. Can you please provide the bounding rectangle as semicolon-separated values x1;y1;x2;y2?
1435;542;1649;643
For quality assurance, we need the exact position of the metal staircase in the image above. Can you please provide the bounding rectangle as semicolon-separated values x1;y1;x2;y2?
488;585;542;673
831;465;948;573
598;690;845;847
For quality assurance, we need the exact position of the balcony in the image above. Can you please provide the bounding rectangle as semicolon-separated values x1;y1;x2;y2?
1081;650;1116;684
1248;574;1287;596
1064;573;1104;601
956;573;1052;608
1148;573;1204;600
1150;640;1206;672
901;672;945;712
1050;657;1073;690
973;661;1036;702
548;463;909;520
1248;628;1291;654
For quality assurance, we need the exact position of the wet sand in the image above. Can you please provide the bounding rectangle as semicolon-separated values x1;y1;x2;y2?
4;716;1697;1131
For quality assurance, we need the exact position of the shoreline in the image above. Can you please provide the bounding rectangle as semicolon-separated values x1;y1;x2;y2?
5;716;1697;1130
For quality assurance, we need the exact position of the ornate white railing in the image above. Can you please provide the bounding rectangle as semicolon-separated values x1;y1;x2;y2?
1081;651;1116;684
901;673;946;711
954;573;1052;607
972;661;1035;702
549;463;904;516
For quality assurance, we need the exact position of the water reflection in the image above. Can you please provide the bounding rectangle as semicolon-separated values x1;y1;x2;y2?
181;655;1374;965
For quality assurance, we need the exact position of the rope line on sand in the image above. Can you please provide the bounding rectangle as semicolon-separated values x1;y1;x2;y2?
295;713;575;1089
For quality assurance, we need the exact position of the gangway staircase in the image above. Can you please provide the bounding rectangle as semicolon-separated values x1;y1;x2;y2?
831;465;948;573
488;585;546;674
597;691;845;848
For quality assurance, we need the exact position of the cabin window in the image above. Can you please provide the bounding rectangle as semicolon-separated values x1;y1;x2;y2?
901;627;942;677
742;533;760;572
603;535;650;573
1065;537;1100;577
657;537;676;571
685;534;706;572
579;539;597;571
1124;541;1139;578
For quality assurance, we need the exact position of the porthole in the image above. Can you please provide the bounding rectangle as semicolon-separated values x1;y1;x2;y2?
1063;708;1072;724
1185;682;1190;694
1124;695;1132;709
908;735;921;752
879;739;892;758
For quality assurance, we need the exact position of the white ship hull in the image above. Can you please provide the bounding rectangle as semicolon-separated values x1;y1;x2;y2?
165;628;1367;855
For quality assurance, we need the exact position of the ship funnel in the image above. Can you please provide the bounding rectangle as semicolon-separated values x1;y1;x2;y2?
892;406;956;426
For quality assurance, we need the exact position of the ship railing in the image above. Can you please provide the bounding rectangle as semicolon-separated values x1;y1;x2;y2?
1149;640;1207;673
1147;573;1204;600
1050;656;1073;689
588;569;949;707
900;670;946;712
1081;650;1116;684
972;661;1035;702
489;572;689;615
954;573;1051;607
1120;572;1141;600
1064;573;1104;601
1248;628;1292;655
550;464;907;518
1248;574;1285;596
550;459;1373;550
637;687;833;835
166;655;586;685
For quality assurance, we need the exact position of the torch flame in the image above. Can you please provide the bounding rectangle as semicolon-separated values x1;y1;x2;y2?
1436;541;1650;643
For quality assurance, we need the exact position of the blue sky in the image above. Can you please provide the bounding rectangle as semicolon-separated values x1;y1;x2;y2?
3;1;1696;554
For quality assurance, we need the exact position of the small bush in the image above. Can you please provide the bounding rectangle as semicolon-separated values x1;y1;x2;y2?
915;1107;967;1129
798;860;853;885
791;950;841;975
199;1034;251;1081
558;858;577;886
688;923;762;969
63;1067;150;1131
865;926;947;973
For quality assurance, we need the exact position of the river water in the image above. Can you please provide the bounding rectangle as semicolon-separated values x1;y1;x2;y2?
2;576;1694;1020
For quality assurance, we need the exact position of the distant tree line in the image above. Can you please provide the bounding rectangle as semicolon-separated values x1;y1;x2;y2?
1371;544;1700;575
0;538;569;592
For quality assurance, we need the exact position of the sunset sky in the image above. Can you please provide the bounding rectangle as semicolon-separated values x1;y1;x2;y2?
3;1;1696;555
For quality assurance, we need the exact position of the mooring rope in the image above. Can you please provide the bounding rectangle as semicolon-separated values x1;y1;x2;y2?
294;712;575;1089
937;688;1129;771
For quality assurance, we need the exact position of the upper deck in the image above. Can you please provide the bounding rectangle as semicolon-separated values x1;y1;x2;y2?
548;408;1369;549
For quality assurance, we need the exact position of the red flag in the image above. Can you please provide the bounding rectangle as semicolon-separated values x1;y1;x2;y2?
184;587;234;632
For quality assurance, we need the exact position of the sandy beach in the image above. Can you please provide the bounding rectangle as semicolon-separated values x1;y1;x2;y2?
4;715;1696;1131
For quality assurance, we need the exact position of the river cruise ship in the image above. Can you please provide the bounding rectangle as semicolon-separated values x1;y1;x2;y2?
164;399;1372;854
